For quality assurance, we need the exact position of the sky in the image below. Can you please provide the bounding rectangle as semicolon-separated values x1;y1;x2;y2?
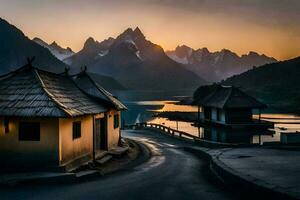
0;0;300;60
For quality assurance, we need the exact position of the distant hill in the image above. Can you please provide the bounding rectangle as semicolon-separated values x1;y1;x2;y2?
221;57;300;112
68;27;206;90
87;72;126;91
166;45;277;83
33;37;74;61
0;18;67;73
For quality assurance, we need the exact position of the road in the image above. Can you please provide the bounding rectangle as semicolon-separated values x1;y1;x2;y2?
0;129;237;200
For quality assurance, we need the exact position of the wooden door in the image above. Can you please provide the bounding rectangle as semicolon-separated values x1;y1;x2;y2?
95;118;108;150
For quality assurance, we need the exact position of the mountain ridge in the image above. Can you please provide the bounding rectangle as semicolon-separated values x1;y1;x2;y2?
0;18;67;74
67;27;206;90
64;37;115;69
166;45;277;82
221;56;300;112
33;37;75;61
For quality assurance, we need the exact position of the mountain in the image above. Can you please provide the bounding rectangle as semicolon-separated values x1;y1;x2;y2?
64;37;115;69
221;56;300;112
0;18;67;74
166;45;277;82
33;37;74;61
69;27;206;90
87;72;126;91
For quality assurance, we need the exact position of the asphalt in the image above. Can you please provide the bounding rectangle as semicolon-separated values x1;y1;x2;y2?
216;147;300;199
0;129;237;200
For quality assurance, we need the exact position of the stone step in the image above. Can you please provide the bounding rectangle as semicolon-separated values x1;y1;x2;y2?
96;155;113;165
108;147;129;157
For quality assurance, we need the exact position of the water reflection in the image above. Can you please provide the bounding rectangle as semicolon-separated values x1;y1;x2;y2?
148;117;202;136
125;100;300;145
149;117;275;144
153;102;200;112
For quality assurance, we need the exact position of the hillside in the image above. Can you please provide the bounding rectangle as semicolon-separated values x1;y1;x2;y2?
221;57;300;112
87;72;126;91
0;18;67;74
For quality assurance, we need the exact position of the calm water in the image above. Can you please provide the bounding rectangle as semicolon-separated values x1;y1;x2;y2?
123;100;300;145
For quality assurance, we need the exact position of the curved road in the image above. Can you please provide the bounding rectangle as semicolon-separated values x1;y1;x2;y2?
0;130;237;200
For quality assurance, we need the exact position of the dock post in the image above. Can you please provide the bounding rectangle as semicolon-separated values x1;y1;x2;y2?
198;105;200;123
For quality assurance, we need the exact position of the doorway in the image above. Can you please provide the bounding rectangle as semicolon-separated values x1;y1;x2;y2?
95;118;108;151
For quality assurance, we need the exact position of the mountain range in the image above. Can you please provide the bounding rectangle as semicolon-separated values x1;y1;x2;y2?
0;17;205;91
66;27;206;90
2;17;291;100
0;18;67;74
166;45;277;82
33;37;74;61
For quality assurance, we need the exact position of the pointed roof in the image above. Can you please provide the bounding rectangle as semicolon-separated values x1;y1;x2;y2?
0;64;108;117
72;71;127;110
201;85;266;109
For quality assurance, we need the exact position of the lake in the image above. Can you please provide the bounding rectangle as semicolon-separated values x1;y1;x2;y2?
121;99;300;145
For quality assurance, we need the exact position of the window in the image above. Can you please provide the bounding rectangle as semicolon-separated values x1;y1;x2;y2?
73;121;81;139
19;122;40;141
217;109;220;121
4;117;9;134
113;114;120;129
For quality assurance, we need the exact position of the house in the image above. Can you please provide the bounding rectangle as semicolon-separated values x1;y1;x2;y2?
0;63;126;172
198;85;273;129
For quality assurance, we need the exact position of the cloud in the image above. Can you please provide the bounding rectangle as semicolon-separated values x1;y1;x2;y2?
139;0;300;27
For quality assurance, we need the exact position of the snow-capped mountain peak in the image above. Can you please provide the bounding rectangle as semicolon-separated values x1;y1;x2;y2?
166;45;277;82
33;37;74;61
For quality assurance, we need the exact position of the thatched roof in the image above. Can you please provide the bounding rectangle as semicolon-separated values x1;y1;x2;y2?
0;64;109;117
201;85;266;109
73;72;127;110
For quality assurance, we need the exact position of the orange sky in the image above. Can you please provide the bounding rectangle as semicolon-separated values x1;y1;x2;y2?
1;0;300;60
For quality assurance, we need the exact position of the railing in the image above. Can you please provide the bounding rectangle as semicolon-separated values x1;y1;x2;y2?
133;122;247;148
136;122;199;140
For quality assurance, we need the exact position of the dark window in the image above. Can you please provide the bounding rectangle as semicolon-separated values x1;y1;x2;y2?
4;117;9;134
19;122;40;141
114;114;119;129
217;109;220;121
73;121;81;139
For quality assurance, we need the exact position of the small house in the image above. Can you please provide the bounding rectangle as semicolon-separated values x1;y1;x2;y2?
0;63;126;172
199;85;271;128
